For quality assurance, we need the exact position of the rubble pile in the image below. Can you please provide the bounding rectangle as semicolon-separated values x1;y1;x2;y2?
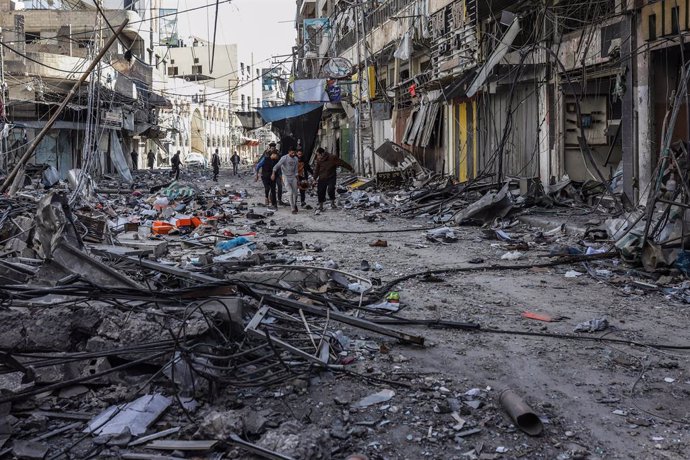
0;169;445;459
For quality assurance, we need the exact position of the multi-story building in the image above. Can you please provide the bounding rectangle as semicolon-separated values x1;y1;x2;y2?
294;0;684;206
261;67;288;108
0;0;168;177
164;38;264;161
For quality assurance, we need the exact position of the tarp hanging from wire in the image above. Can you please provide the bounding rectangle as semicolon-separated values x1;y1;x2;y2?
268;105;324;163
257;103;323;124
109;132;133;183
236;112;264;130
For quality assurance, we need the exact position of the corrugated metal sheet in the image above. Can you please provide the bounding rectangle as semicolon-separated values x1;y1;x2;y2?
478;83;541;178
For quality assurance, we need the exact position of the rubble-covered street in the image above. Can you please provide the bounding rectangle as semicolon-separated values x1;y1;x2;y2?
1;165;689;460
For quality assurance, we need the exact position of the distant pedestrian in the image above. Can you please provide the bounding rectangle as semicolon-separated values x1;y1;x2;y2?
255;149;278;208
211;149;221;182
130;150;138;171
171;150;182;181
313;147;353;212
147;149;155;170
231;150;240;175
272;148;299;214
297;149;313;207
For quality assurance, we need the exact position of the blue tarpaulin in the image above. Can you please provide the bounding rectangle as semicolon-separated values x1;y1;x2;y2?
257;103;323;123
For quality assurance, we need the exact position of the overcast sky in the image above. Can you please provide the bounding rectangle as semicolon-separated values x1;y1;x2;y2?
175;0;297;72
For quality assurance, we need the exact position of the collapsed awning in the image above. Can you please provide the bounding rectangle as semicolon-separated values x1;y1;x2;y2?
153;138;170;157
236;111;264;130
466;17;521;97
258;103;324;124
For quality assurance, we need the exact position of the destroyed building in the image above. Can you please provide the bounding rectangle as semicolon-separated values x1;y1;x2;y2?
294;0;690;207
0;0;171;178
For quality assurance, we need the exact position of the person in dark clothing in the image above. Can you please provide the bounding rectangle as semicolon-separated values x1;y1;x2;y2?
255;150;278;208
171;150;182;180
147;149;155;170
297;150;313;207
130;150;138;171
211;149;221;181
313;147;354;212
230;151;240;175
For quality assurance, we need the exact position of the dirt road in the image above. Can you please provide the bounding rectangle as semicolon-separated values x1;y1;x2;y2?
203;166;690;460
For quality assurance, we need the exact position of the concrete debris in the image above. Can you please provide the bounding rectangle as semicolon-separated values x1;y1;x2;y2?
0;151;684;460
85;393;172;436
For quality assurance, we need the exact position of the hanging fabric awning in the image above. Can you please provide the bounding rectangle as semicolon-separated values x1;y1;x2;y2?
257;103;323;123
236;112;264;130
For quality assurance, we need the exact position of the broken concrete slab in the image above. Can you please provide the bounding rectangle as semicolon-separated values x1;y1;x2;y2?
84;393;171;436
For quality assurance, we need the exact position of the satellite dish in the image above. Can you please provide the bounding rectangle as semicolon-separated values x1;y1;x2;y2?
321;57;353;79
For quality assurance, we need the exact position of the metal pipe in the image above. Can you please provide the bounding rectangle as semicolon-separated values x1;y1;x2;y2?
498;389;543;436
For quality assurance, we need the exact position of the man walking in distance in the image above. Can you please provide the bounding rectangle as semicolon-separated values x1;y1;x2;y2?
230;150;241;176
147;149;155;171
130;149;138;171
171;150;182;181
313;147;354;212
255;149;278;208
271;148;300;214
211;149;221;182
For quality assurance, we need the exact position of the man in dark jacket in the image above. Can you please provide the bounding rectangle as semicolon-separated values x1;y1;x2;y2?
147;149;155;170
171;150;182;180
313;147;354;212
255;150;278;208
211;149;221;181
230;150;241;175
130;150;138;171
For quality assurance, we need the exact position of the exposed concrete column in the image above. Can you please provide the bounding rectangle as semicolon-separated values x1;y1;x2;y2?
621;13;637;204
537;63;551;187
635;17;653;205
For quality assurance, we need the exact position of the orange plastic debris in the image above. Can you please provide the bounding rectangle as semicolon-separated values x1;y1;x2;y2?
521;311;553;322
151;221;174;235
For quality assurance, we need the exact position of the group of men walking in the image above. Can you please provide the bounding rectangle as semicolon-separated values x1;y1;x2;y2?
129;142;351;214
255;142;352;214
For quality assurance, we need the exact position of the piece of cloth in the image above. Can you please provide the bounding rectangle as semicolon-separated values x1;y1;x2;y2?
313;154;354;182
273;154;299;178
317;175;337;204
283;176;299;210
262;176;277;206
256;154;278;178
290;79;329;102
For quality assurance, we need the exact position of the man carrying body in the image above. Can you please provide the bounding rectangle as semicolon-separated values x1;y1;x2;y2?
211;149;221;182
255;150;278;208
271;148;299;214
297;150;313;207
313;147;354;212
171;150;182;181
230;150;241;176
147;149;155;170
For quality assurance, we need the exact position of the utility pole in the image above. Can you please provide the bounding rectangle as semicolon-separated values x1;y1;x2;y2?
0;27;6;172
353;4;364;175
360;7;376;175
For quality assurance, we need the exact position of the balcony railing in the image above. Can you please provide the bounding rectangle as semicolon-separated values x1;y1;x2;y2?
333;0;416;55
